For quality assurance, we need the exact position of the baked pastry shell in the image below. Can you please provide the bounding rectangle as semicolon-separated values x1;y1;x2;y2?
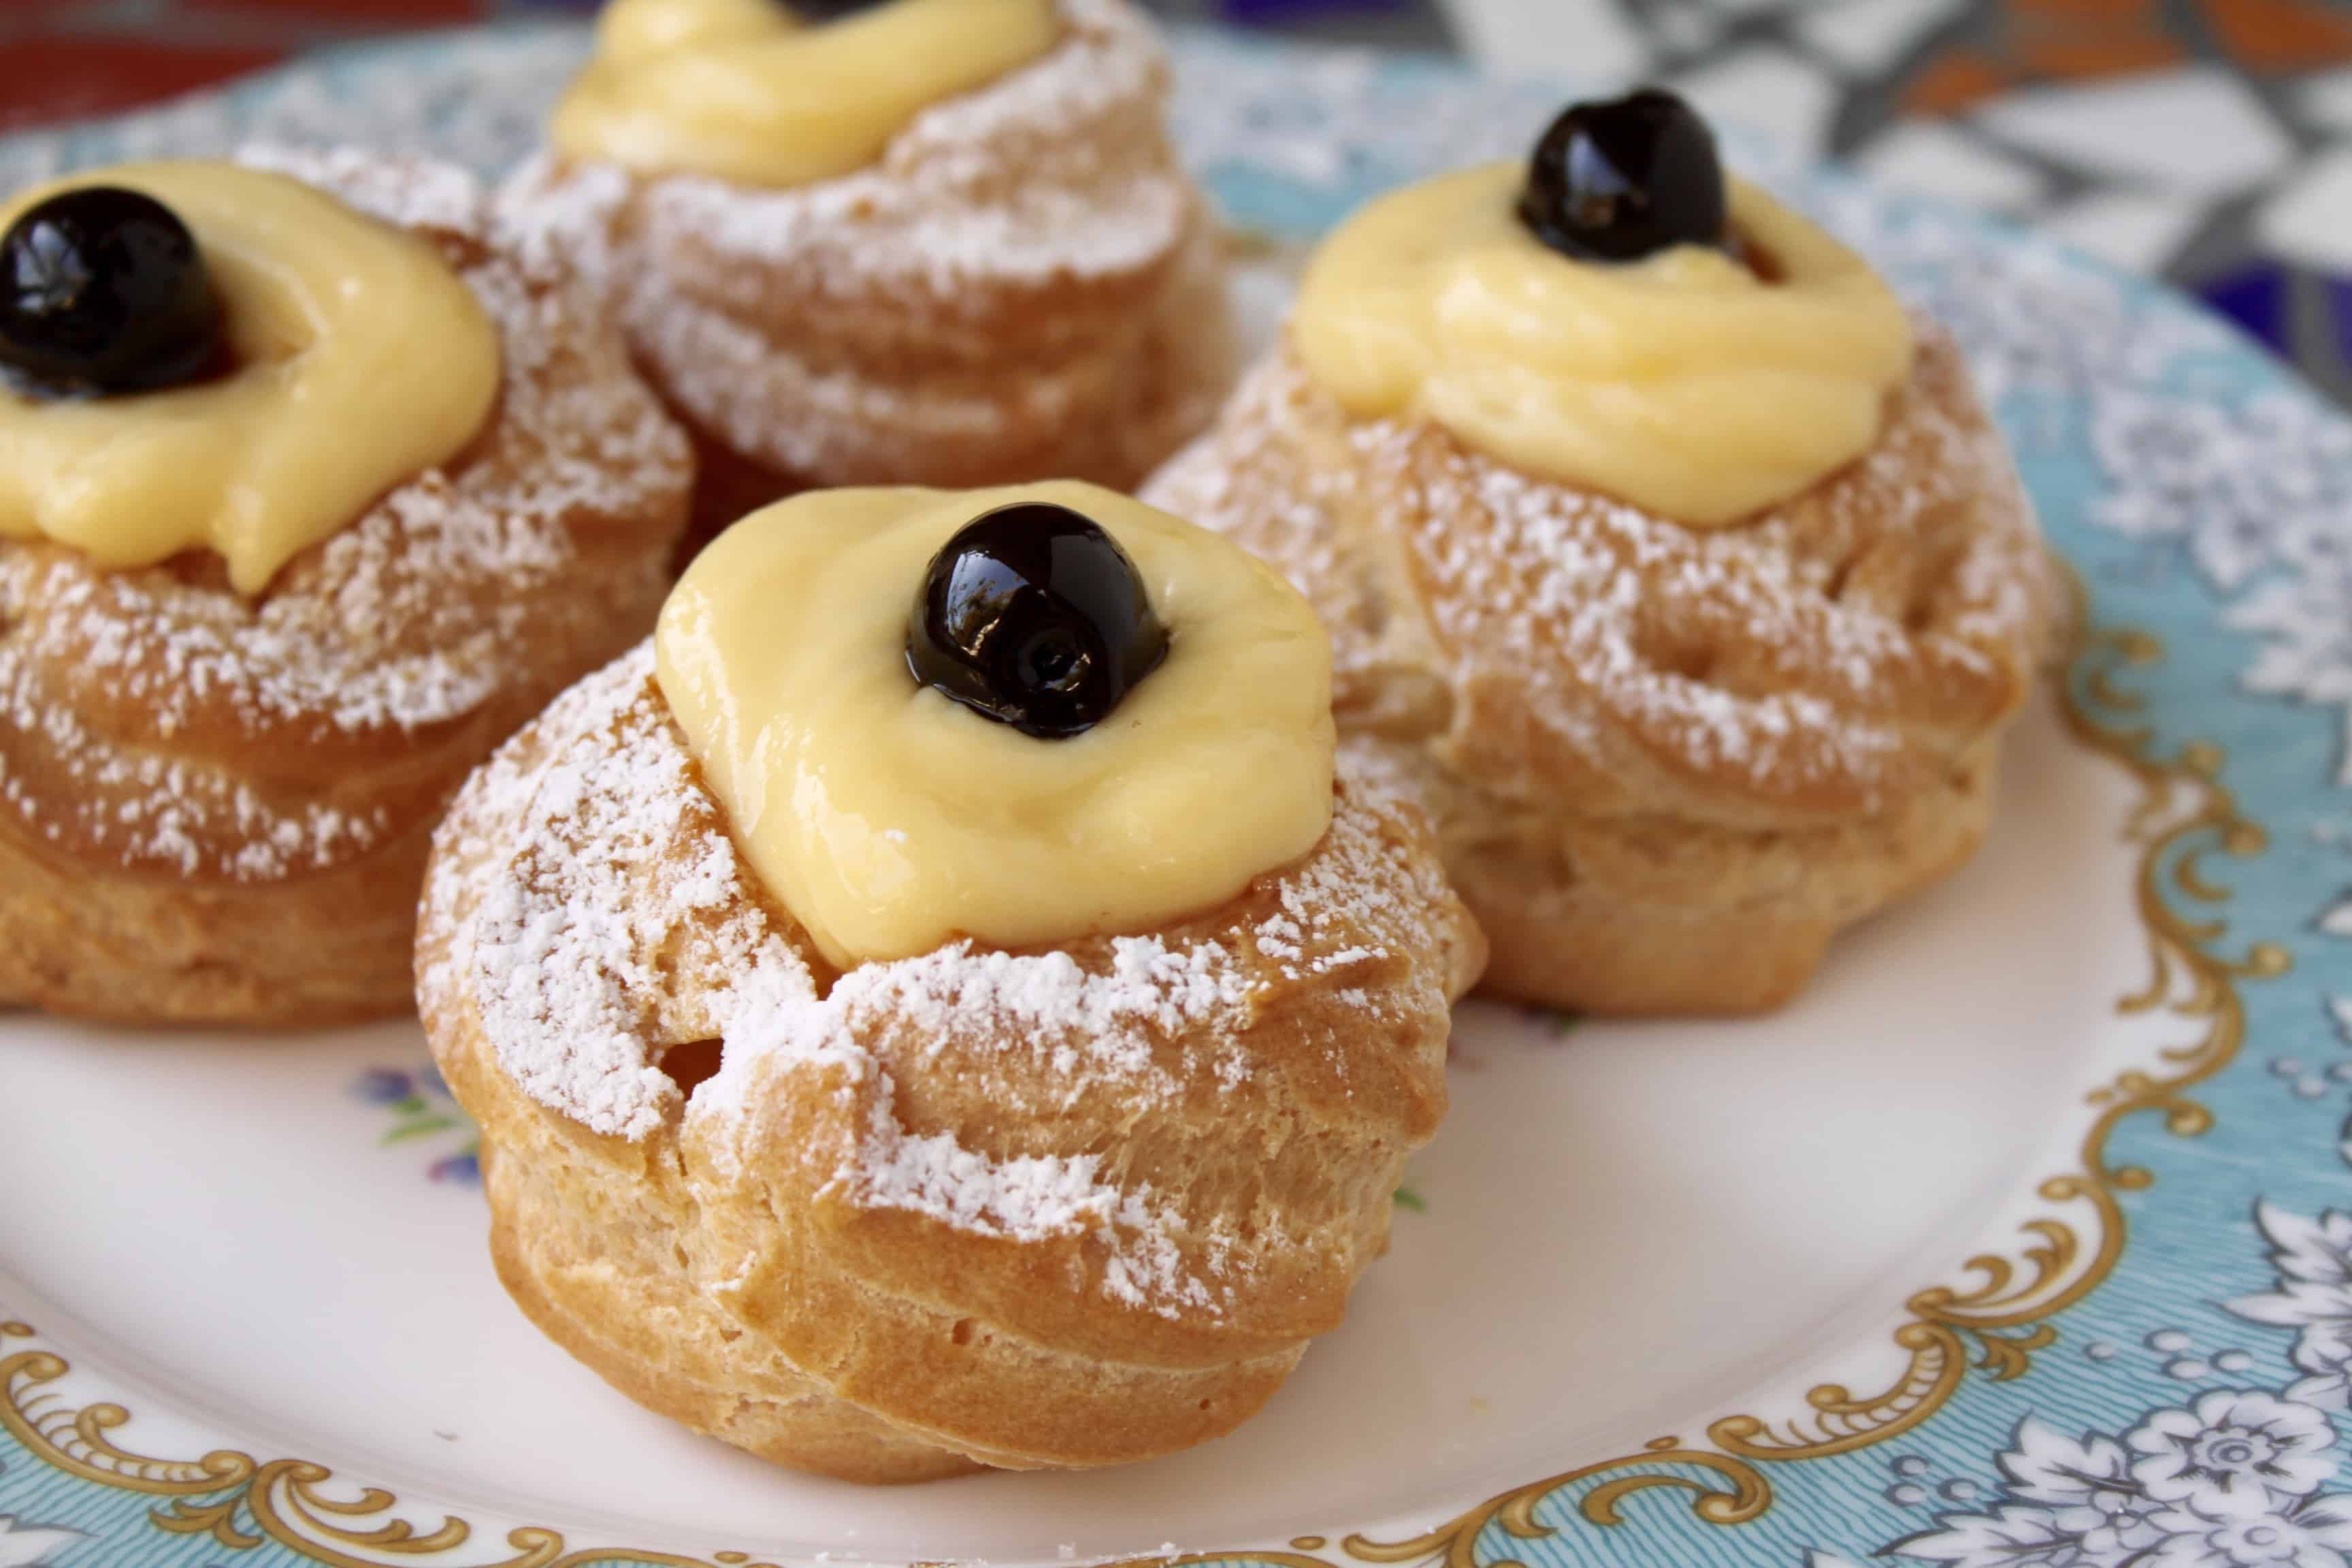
502;0;1235;539
0;149;694;1026
418;647;1485;1479
1144;327;2055;1015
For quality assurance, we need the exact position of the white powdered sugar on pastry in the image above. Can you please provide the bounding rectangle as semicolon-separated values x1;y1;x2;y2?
0;146;691;881
645;6;1183;290
238;143;492;237
493;159;630;292
421;644;1463;1318
819;938;1249;1086
423;649;802;1140
849;1091;1230;1316
503;0;1184;300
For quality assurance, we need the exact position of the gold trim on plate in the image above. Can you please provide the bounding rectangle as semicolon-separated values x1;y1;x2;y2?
0;610;2285;1567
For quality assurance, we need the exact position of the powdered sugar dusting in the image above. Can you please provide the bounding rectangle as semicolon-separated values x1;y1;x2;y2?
822;936;1251;1086
238;143;490;235
851;1095;1224;1316
0;146;689;881
505;0;1185;298
423;647;808;1139
859;1120;1125;1239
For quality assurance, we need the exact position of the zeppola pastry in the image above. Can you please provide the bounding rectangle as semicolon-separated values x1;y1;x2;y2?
418;480;1484;1480
1145;90;2054;1015
504;0;1235;536
0;150;692;1026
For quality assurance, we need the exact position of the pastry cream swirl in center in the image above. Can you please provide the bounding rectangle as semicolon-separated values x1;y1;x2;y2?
1292;163;1915;526
657;481;1337;968
0;161;500;595
553;0;1062;189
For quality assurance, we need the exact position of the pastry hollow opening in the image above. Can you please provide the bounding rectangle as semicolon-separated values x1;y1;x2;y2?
657;1036;725;1100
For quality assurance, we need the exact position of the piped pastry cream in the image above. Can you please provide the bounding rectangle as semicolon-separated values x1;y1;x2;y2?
0;161;499;595
1292;165;1914;526
553;0;1062;189
656;479;1336;966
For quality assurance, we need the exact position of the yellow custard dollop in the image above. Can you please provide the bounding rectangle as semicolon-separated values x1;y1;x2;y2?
1292;163;1916;527
0;161;500;595
656;481;1337;968
553;0;1062;189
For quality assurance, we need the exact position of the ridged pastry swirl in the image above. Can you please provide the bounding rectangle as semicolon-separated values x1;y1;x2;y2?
416;647;1484;1480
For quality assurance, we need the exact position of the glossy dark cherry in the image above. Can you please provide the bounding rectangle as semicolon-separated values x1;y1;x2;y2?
907;502;1169;740
0;186;223;399
1518;88;1729;263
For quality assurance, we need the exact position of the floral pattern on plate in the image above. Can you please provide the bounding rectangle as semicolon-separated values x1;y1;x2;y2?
350;1064;480;1185
1811;1206;2352;1567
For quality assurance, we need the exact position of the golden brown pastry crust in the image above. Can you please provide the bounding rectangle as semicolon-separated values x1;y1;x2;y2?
417;647;1484;1481
0;149;693;1027
1143;328;2053;1015
500;0;1234;527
